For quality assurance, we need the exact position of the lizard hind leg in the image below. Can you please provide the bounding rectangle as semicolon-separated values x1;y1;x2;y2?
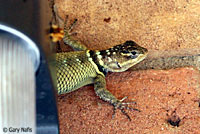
94;74;140;121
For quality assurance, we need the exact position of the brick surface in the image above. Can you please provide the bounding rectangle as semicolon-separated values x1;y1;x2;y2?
58;67;200;134
54;0;200;51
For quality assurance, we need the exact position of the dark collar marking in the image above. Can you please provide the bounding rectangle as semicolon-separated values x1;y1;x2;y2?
89;50;108;76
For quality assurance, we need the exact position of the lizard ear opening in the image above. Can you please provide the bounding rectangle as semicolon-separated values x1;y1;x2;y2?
107;62;121;70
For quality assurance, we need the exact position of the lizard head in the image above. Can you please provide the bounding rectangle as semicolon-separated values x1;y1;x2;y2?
98;40;148;72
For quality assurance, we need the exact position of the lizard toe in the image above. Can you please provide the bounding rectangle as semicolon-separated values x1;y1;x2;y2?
112;98;140;121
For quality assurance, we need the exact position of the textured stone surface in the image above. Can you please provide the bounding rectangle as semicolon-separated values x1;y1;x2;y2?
54;0;200;51
58;67;200;134
53;0;200;133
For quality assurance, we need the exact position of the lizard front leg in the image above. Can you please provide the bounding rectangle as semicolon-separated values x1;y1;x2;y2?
94;74;140;121
63;16;88;51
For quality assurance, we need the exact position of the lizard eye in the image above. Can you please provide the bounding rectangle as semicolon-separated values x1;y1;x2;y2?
131;51;137;55
121;50;139;59
129;51;138;59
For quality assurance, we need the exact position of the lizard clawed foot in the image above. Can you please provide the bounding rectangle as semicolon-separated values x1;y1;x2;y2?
64;15;78;36
112;97;140;121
